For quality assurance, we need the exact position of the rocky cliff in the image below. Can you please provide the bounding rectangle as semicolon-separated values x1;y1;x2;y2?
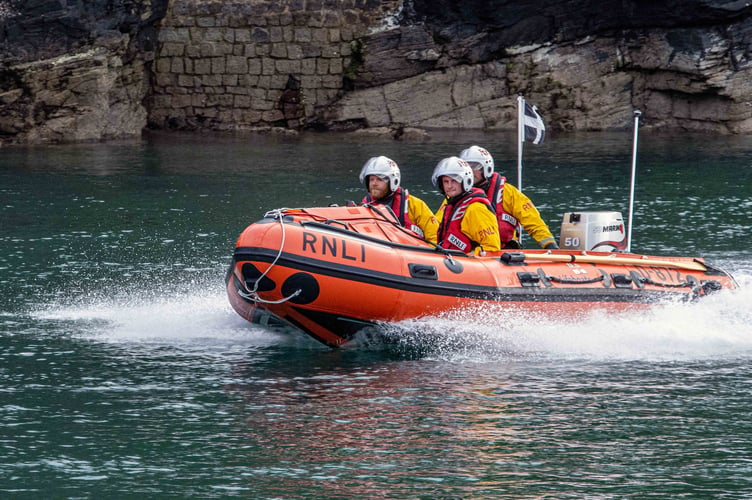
2;0;751;144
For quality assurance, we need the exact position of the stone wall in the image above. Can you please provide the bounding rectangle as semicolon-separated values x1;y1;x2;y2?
147;0;752;135
148;0;403;131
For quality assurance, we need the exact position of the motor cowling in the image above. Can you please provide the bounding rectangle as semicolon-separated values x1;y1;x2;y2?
558;211;627;252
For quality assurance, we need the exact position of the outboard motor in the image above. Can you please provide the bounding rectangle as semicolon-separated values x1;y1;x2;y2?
558;211;627;252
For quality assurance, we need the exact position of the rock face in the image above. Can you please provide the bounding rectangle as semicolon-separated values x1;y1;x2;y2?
0;0;167;144
2;0;752;144
328;0;752;133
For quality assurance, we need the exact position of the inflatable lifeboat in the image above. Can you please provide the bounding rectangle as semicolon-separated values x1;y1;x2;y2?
225;205;738;348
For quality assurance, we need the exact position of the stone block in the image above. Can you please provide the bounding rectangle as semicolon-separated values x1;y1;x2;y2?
295;28;312;43
262;58;275;75
252;27;270;43
211;57;226;74
329;58;343;75
177;74;194;87
276;59;302;74
204;28;224;42
321;45;340;58
170;58;185;73
199;42;218;57
322;75;342;89
226;55;248;74
191;94;208;107
269;26;283;43
247;59;262;75
234;95;251;107
249;88;267;101
312;28;328;44
271;43;288;58
201;74;223;86
302;45;322;58
301;75;323;88
221;28;235;44
262;109;284;122
283;26;294;43
255;98;274;111
185;45;201;58
156;58;172;73
287;44;303;60
173;94;193;108
301;58;317;75
161;42;185;57
239;74;260;86
194;59;211;75
196;16;215;28
155;73;175;87
270;74;288;89
235;28;251;43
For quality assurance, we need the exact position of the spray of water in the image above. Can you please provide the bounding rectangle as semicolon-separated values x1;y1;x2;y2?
372;277;752;362
27;268;752;361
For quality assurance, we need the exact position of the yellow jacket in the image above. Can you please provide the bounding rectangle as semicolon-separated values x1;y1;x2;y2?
435;199;501;255
500;182;557;248
407;194;439;244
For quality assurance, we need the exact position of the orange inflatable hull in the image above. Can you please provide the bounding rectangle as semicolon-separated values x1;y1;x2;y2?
226;206;738;348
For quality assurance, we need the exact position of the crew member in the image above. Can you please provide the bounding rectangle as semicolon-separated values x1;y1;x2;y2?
459;145;558;249
360;156;438;243
432;156;501;256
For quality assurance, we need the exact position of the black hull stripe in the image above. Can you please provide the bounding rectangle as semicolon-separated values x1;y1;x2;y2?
234;246;686;304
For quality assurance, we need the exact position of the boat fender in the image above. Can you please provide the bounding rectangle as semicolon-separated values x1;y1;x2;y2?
281;273;320;305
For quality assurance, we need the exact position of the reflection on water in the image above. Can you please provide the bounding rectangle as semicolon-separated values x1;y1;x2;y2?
1;130;752;497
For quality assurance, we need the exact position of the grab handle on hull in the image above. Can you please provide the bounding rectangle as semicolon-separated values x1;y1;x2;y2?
502;252;708;272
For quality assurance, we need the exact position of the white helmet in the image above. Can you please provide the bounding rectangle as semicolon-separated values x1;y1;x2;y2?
431;156;474;195
359;156;401;192
459;145;494;180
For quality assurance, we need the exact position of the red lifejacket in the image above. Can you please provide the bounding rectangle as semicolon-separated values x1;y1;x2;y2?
437;188;494;253
482;173;518;245
362;187;423;237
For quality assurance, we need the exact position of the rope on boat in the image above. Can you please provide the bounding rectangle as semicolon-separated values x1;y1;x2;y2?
364;202;458;267
238;208;302;305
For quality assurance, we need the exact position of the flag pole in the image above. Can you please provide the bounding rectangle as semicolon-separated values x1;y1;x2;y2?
516;94;525;246
516;94;524;193
626;110;641;253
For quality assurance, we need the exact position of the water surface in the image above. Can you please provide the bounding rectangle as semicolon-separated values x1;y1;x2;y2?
2;130;752;498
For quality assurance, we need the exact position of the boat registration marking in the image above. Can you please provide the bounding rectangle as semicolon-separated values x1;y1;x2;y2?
302;231;366;262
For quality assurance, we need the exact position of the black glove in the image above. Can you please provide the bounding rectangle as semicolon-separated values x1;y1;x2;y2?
544;241;559;250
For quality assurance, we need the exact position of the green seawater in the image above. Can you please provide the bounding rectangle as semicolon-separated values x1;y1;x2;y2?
1;130;752;498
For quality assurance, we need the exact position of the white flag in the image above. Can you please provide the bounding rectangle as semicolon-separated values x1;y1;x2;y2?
522;101;545;144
